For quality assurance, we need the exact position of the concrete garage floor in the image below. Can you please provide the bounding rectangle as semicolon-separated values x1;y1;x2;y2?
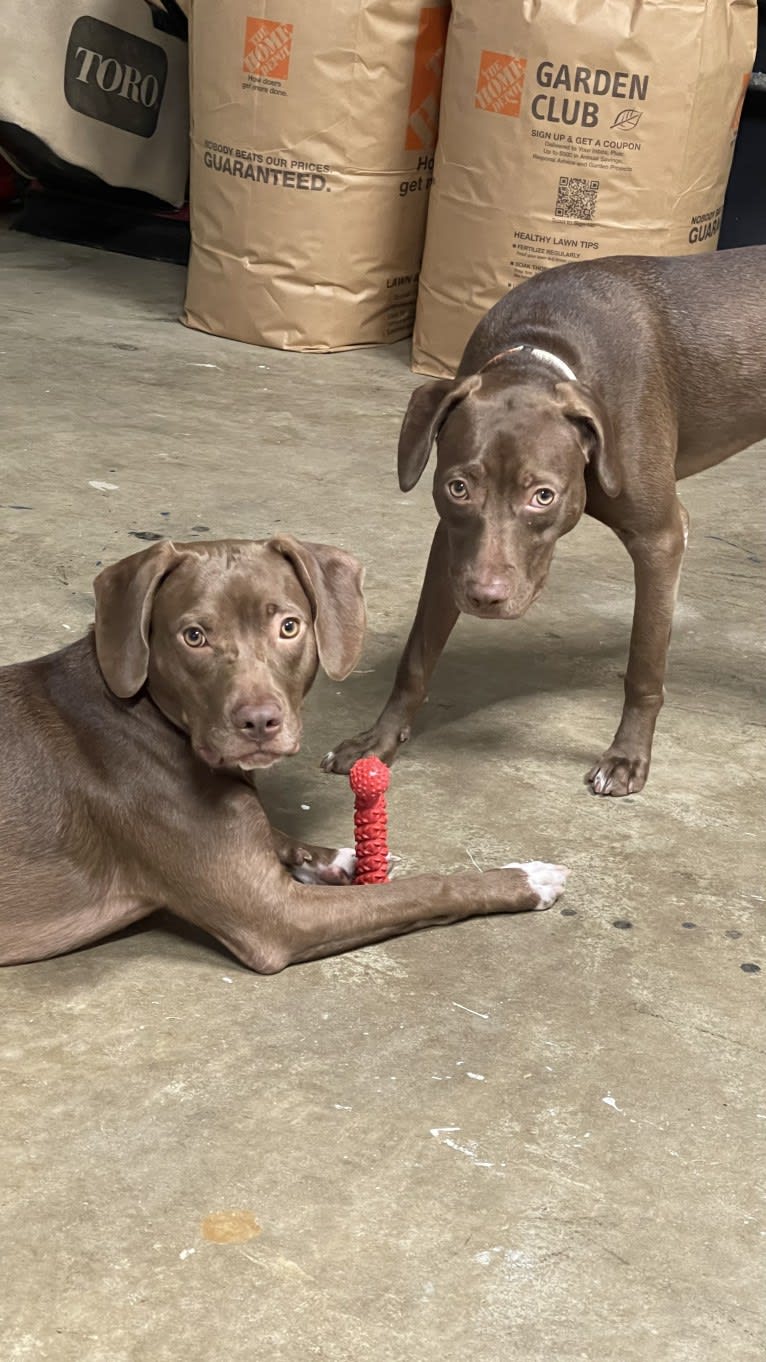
0;231;764;1362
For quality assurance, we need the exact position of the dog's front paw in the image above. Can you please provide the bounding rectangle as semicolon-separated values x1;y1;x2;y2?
320;724;408;776
587;750;649;797
503;861;569;910
290;847;356;886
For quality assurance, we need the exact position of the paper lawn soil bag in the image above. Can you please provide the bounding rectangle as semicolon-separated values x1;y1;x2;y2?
412;0;757;376
183;1;449;351
0;0;188;205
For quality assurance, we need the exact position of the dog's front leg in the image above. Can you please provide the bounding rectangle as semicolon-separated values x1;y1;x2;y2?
160;801;567;971
588;502;688;796
187;860;568;973
322;522;459;775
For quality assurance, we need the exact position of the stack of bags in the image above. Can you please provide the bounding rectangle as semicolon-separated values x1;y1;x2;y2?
182;0;755;371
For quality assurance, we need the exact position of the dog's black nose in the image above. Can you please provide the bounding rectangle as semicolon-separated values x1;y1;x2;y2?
466;578;511;609
232;700;284;739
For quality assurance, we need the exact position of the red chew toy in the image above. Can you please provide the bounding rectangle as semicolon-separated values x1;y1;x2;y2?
349;756;390;884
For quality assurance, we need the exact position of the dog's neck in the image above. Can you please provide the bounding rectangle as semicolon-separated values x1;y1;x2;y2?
480;343;577;384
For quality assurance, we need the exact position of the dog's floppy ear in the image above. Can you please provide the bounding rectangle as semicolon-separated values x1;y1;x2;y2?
398;374;482;492
269;536;366;682
557;382;622;499
94;541;184;698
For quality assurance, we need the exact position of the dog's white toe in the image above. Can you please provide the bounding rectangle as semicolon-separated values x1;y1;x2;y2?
504;860;570;909
331;847;356;879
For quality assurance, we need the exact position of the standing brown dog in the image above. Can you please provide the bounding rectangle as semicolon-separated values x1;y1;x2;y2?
325;247;766;796
0;537;566;970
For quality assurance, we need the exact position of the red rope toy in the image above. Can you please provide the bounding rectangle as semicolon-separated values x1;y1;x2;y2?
349;757;390;884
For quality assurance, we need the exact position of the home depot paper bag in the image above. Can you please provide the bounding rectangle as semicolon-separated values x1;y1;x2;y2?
183;1;449;351
413;0;756;376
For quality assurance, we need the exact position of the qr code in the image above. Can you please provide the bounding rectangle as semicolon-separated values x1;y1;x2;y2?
555;176;599;221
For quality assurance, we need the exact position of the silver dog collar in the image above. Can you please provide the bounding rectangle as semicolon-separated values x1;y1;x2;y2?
481;343;577;384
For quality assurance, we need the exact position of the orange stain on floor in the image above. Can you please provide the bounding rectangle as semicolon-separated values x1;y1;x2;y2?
201;1210;262;1244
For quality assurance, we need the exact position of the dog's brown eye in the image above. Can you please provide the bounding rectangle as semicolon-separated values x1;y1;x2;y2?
280;617;301;639
182;626;207;648
531;487;556;507
448;478;469;501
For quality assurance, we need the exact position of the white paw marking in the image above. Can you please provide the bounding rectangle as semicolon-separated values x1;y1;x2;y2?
331;847;356;879
592;768;610;795
504;860;569;909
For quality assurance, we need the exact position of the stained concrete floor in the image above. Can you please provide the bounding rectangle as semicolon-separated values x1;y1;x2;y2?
0;230;764;1362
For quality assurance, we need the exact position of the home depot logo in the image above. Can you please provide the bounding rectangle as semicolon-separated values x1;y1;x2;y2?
475;50;527;117
243;18;293;81
405;5;449;151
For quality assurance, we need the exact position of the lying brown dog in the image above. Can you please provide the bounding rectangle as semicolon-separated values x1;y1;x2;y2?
0;537;566;970
325;247;766;796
